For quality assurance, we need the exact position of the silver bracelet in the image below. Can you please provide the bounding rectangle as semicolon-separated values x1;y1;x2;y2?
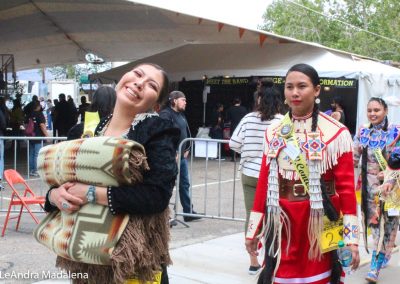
86;185;97;204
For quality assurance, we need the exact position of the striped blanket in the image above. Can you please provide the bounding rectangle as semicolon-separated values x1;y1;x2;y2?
34;136;149;265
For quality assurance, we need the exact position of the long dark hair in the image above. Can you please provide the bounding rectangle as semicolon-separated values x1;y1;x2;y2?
256;79;284;121
286;63;320;132
89;86;116;119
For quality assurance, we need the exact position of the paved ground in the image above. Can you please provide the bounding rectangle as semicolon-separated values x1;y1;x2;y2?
0;157;246;284
1;156;399;284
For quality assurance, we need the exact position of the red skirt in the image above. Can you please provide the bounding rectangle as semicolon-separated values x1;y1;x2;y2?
273;196;345;284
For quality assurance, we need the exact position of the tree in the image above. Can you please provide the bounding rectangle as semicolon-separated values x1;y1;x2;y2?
260;0;400;61
48;62;112;81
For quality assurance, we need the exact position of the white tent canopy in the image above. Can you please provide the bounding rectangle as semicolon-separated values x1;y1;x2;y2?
91;42;396;81
92;42;400;129
0;0;288;71
1;0;399;128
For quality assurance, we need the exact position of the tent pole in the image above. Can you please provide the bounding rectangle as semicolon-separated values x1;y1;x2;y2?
203;102;206;126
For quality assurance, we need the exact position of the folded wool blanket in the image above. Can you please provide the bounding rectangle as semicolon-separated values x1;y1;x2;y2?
37;136;149;187
34;136;171;284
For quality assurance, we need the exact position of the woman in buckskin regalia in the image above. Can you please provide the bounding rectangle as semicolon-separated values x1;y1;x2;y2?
245;63;360;284
44;63;180;284
353;97;399;283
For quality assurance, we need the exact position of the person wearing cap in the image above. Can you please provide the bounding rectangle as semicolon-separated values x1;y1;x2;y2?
159;91;201;222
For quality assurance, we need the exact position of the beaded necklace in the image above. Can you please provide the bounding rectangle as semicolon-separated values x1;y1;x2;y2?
97;112;159;138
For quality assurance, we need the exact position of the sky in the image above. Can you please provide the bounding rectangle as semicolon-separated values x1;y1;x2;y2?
130;0;272;29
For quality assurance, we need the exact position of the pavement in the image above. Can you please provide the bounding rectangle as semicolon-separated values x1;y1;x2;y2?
2;229;397;284
0;157;399;284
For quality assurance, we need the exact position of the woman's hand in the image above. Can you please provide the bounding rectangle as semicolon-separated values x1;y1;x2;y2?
49;182;83;214
381;182;394;197
67;182;91;204
184;150;190;159
350;244;360;270
245;238;259;257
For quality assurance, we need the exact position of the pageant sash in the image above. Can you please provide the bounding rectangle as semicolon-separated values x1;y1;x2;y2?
373;148;388;171
278;114;310;192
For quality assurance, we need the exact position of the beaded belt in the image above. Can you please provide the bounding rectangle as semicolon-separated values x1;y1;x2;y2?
279;178;336;202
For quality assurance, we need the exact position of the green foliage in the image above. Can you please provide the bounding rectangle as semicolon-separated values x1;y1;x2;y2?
48;62;112;81
260;0;400;61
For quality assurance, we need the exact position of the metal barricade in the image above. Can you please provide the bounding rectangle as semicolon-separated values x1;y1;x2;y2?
170;137;246;227
0;136;67;213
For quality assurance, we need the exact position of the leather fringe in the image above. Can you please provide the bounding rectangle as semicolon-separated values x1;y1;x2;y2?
307;209;324;260
128;151;150;182
56;209;171;284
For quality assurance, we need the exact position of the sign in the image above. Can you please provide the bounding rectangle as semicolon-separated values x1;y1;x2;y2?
205;76;357;88
320;216;343;253
320;78;356;88
205;77;249;85
264;77;357;88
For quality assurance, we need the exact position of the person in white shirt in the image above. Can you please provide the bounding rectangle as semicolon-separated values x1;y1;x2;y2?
229;79;285;274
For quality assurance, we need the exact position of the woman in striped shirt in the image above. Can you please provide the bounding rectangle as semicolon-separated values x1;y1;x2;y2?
229;79;285;274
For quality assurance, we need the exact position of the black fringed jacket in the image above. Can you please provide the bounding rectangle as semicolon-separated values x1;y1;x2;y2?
44;115;180;215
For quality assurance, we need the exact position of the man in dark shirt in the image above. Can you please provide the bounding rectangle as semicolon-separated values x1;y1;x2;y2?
53;93;76;137
78;96;90;123
159;91;201;222
226;97;247;161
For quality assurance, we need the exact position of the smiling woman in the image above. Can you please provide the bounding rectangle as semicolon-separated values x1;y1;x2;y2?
353;97;400;283
109;64;166;134
43;63;180;284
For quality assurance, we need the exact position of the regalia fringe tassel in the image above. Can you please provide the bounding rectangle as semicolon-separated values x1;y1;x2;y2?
56;209;171;284
264;159;281;256
262;158;291;282
277;168;296;180
307;160;324;260
321;129;353;173
307;209;324;260
257;207;290;284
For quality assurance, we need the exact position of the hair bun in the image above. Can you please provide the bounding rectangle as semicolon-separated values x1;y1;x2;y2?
260;78;274;88
388;149;400;169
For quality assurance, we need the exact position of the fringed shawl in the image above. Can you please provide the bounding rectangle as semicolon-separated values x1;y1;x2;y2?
56;208;171;284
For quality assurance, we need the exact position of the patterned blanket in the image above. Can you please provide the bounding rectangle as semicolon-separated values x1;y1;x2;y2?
37;136;149;187
34;136;149;265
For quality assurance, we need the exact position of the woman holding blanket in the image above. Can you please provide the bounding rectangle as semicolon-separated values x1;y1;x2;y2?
245;63;360;284
43;63;180;284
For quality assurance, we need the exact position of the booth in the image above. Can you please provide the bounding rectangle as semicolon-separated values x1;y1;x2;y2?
91;43;400;134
